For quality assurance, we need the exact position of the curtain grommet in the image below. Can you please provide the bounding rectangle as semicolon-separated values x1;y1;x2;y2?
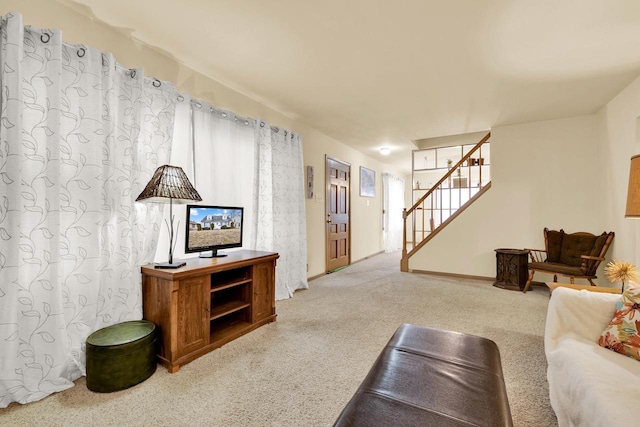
77;47;86;58
153;79;161;88
40;32;50;43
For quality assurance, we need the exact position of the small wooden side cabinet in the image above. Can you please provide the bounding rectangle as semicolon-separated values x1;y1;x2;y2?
141;250;278;373
494;248;529;291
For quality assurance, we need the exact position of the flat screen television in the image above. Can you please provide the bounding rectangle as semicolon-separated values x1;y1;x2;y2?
185;205;244;258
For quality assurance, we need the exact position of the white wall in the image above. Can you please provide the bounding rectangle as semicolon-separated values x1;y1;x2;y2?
410;72;640;284
415;130;489;149
5;1;408;279
409;115;606;283
303;128;408;274
14;1;638;283
599;74;640;265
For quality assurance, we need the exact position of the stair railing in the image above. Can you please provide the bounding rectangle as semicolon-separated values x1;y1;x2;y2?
401;132;491;271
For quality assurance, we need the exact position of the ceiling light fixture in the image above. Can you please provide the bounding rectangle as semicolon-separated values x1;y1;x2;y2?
380;147;390;155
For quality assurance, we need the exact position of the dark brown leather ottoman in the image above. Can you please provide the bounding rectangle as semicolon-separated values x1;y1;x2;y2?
334;324;513;426
86;320;158;393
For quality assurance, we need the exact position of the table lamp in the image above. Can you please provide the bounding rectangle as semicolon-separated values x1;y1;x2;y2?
136;165;202;268
626;155;640;217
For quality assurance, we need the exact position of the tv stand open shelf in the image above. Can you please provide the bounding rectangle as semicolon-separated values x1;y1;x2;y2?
141;250;279;373
210;300;250;319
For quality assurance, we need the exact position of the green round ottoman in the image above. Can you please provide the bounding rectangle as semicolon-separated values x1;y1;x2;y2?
86;320;158;393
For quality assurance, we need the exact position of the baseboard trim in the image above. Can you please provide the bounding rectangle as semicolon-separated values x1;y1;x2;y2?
410;269;494;282
351;250;385;265
307;272;326;282
307;250;386;282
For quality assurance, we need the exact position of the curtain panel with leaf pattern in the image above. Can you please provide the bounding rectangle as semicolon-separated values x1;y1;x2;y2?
0;13;178;407
253;122;308;300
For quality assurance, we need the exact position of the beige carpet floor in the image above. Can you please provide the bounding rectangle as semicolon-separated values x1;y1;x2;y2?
2;251;557;426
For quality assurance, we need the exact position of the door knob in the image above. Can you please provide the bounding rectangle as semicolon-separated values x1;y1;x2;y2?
326;219;332;223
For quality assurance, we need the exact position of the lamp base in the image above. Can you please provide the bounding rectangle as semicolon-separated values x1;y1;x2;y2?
199;250;228;258
154;261;186;269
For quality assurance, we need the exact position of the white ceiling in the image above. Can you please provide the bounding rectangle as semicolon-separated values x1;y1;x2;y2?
64;0;640;173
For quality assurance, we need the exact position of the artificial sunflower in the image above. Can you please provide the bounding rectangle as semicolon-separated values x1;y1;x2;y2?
604;260;639;292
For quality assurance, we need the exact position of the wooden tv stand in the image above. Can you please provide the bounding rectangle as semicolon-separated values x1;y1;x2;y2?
141;250;279;373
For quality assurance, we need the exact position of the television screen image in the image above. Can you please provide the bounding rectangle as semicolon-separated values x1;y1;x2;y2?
185;205;244;257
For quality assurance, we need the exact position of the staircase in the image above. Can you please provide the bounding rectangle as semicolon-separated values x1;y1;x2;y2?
401;132;491;272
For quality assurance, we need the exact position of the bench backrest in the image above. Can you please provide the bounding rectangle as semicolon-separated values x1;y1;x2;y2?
543;228;614;273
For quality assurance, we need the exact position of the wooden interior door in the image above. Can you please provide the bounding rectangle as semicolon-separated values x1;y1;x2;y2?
326;157;350;272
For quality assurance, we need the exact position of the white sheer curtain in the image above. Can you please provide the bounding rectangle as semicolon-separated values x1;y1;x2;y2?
0;13;177;407
153;100;257;262
192;103;256;229
167;103;309;300
383;173;405;253
253;122;308;300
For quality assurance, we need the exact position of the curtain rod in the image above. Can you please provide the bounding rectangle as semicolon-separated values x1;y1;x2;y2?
188;99;254;127
11;23;173;89
186;98;298;138
7;18;297;138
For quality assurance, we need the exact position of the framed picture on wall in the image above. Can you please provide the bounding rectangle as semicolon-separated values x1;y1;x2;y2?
360;166;375;197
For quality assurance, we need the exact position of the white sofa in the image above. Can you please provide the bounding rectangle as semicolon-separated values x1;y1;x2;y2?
545;286;640;426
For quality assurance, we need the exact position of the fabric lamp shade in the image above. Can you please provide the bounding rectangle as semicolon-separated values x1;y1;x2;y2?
136;165;202;268
626;155;640;218
136;165;202;204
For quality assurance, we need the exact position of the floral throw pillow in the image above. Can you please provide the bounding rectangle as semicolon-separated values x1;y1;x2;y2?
598;288;640;361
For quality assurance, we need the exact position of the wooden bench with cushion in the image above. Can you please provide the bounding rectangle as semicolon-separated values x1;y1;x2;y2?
334;324;513;427
523;228;614;293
